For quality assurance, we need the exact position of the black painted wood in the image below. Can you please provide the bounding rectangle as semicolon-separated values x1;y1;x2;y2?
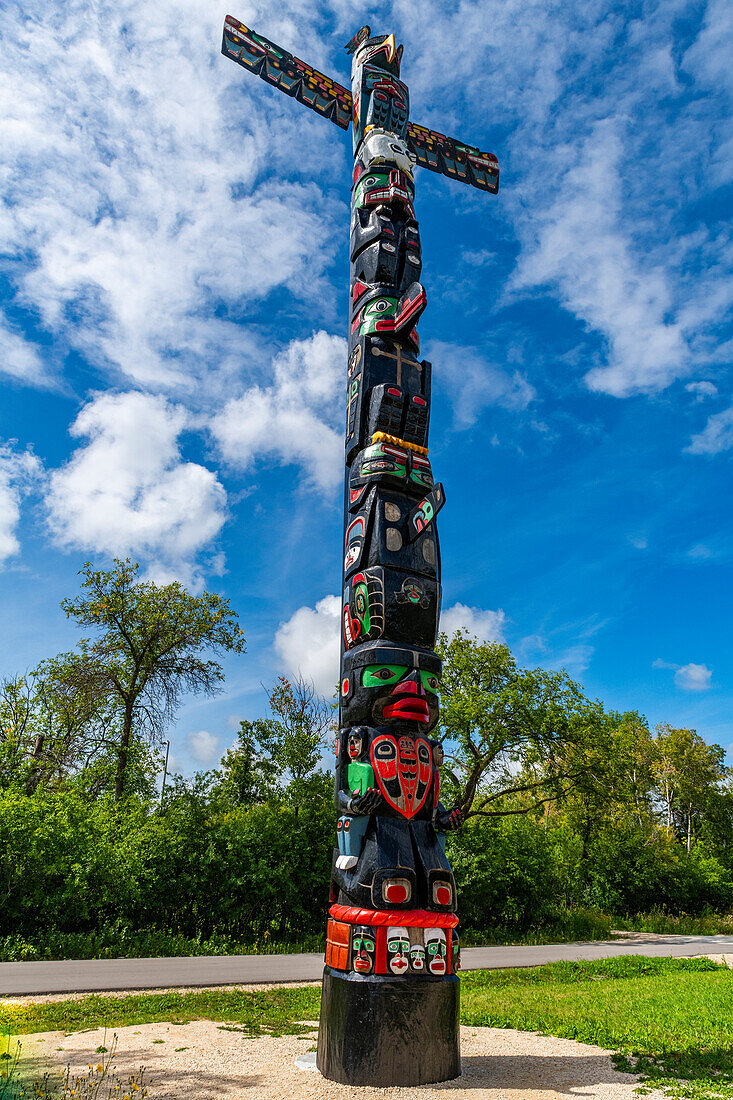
317;967;460;1086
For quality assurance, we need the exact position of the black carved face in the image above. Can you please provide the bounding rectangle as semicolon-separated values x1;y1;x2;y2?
341;645;441;734
352;925;376;974
348;731;363;760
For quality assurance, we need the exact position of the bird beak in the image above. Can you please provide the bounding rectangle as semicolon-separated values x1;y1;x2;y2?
384;34;397;63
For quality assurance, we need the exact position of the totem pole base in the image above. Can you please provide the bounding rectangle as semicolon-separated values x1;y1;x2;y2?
316;967;460;1086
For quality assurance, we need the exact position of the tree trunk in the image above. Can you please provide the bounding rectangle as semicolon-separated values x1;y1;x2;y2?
687;802;692;855
114;705;133;802
24;734;46;795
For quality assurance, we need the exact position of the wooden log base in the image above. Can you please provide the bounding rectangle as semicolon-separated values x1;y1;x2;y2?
316;966;460;1085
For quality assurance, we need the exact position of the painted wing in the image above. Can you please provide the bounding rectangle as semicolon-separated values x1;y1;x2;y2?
222;16;353;131
406;122;500;194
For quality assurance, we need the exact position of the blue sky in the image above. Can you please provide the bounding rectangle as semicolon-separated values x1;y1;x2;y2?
0;0;731;775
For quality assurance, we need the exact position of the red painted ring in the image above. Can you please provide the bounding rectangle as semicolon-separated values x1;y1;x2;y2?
329;904;458;928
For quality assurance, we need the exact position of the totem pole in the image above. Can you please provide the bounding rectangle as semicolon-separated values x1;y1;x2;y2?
221;18;499;1087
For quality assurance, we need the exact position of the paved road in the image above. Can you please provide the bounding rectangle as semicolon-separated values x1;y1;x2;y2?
3;934;732;997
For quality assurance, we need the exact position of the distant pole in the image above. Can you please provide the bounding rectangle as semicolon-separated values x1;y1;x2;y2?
160;739;170;810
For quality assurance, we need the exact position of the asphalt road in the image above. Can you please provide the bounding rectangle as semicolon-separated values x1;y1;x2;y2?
2;934;732;996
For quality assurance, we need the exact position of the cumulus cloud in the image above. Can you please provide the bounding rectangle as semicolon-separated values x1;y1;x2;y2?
211;331;345;495
274;594;341;698
653;658;713;692
186;729;220;766
0;444;42;565
46;391;226;585
0;0;344;395
439;603;507;642
675;663;713;692
431;341;535;428
686;407;733;455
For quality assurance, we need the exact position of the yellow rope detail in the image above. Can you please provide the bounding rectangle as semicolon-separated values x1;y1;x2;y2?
371;432;428;456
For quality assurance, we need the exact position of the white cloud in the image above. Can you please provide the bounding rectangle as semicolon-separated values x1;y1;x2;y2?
0;445;42;565
686;381;718;400
686;407;733;455
675;663;713;692
512;121;689;398
0;316;51;388
431;341;535;428
211;331;345;495
0;0;344;396
274;594;341;698
653;658;713;692
186;729;220;766
439;603;507;642
46;391;226;585
273;595;508;698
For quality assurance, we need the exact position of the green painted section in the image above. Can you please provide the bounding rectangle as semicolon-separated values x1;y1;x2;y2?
347;759;375;795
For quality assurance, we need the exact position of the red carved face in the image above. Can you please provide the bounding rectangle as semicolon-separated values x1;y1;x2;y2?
370;734;432;818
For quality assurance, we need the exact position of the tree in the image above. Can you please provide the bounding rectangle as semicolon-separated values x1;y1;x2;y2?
264;676;334;793
435;631;612;820
653;724;730;853
218;719;280;806
61;559;245;801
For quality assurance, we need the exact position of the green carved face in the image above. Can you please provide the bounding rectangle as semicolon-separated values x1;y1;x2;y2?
353;170;391;209
362;665;439;694
359;442;408;481
353;169;415;211
357;296;398;337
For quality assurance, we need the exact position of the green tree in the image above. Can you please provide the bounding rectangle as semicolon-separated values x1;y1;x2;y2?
61;559;245;801
653;724;730;853
436;631;611;819
217;719;280;806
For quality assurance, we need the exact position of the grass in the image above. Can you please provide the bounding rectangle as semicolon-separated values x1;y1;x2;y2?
0;929;326;963
614;912;733;937
4;957;733;1098
460;957;733;1099
0;986;321;1039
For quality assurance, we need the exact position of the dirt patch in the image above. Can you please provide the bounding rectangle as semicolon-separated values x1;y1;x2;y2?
21;1021;668;1099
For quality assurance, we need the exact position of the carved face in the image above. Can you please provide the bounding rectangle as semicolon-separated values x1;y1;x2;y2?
386;927;410;974
341;645;441;733
352;926;376;974
358;128;415;177
425;929;447;975
433;743;444;767
364;664;439;728
353;34;403;75
347;731;363;760
352;169;414;214
371;733;433;818
343;570;385;649
409;943;426;972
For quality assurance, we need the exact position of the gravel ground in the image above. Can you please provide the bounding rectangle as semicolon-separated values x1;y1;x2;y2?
20;1021;668;1099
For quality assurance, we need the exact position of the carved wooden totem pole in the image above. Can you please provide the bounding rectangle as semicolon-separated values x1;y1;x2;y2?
221;18;499;1087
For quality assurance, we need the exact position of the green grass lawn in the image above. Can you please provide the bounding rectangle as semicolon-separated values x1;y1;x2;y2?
3;957;733;1099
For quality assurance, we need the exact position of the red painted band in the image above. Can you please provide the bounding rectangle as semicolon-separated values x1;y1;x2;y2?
329;904;458;928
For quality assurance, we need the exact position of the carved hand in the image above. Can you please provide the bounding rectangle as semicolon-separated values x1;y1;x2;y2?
436;805;464;832
348;787;382;815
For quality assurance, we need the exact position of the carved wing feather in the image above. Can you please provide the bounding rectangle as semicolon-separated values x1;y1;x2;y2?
222;15;353;131
406;122;500;194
